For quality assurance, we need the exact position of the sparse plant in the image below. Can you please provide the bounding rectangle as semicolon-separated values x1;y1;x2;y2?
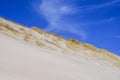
69;38;79;44
19;27;25;31
57;36;64;40
83;43;97;51
0;24;3;30
66;40;80;51
0;23;4;26
4;24;17;33
35;41;45;47
24;34;31;41
31;27;44;34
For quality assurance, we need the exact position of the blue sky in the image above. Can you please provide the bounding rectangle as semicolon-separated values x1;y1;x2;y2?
0;0;120;56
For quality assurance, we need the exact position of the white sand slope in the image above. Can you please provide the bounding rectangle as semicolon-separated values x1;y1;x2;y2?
0;34;120;80
0;18;120;80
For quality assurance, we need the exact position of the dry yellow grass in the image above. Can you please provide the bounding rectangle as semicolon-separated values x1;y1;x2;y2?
66;41;80;51
0;23;5;30
1;17;120;68
3;24;18;33
19;27;25;31
24;34;31;41
69;38;80;44
82;43;98;52
31;27;45;34
35;41;45;47
57;36;64;40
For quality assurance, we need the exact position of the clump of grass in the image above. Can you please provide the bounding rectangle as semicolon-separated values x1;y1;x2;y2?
19;27;25;31
31;26;66;41
66;38;81;51
0;23;4;26
67;43;80;51
4;24;18;33
57;36;64;40
102;50;120;61
94;48;120;62
0;23;3;30
24;34;31;41
35;41;45;47
69;38;80;44
82;43;97;51
31;27;45;34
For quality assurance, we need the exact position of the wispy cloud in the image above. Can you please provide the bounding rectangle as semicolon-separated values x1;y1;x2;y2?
33;0;119;40
79;0;120;11
34;0;87;40
79;17;115;27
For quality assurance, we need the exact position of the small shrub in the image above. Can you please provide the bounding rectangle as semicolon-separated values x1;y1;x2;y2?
4;24;17;33
69;38;79;44
0;24;3;30
35;41;45;47
65;38;81;51
57;36;64;40
19;27;25;31
0;23;4;26
24;34;31;41
31;27;44;34
83;43;97;51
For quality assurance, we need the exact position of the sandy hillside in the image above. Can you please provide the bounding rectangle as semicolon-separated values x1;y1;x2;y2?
0;18;120;80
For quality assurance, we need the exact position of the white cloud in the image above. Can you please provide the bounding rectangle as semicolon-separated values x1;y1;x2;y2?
79;17;115;26
79;0;120;11
33;0;118;40
39;0;76;22
34;0;87;40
